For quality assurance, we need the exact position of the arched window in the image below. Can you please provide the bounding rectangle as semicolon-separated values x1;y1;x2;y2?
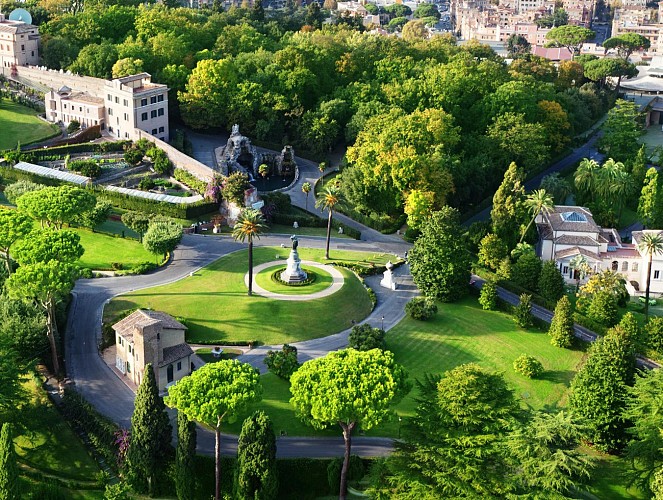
622;261;629;272
632;262;639;272
612;261;619;271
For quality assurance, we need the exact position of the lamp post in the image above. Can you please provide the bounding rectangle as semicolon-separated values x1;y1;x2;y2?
398;416;402;439
381;315;385;331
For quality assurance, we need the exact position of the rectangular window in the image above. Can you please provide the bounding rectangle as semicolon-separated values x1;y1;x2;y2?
655;270;660;280
152;128;157;134
124;113;129;121
63;103;67;109
632;262;639;272
123;99;128;107
157;94;164;102
115;96;119;103
141;112;147;121
141;98;147;106
108;94;112;101
562;266;568;275
108;108;113;116
158;108;164;117
21;44;24;51
622;261;629;272
150;96;157;104
177;361;182;371
151;110;157;118
159;126;164;133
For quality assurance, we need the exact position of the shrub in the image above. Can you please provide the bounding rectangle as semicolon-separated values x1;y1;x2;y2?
146;147;172;175
479;280;498;310
478;233;508;271
511;253;542;292
138;177;155;191
66;120;80;134
348;324;385;351
645;316;663;353
549;295;575;348
587;290;619;327
124;147;144;166
4;180;46;204
174;168;207;194
111;262;123;271
223;172;251;205
513;354;544;378
538;260;565;303
514;293;534;328
264;344;300;380
405;297;438;320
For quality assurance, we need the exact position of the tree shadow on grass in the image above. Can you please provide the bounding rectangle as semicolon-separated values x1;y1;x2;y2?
538;369;576;385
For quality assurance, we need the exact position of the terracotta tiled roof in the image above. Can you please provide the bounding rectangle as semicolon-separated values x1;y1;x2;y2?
554;234;599;246
159;344;194;368
544;206;600;233
554;246;601;261
112;309;186;341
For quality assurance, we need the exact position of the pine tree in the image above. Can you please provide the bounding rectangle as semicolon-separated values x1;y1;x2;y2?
491;162;526;251
0;423;20;500
176;411;196;500
235;411;278;500
549;296;574;348
539;261;565;304
125;364;173;495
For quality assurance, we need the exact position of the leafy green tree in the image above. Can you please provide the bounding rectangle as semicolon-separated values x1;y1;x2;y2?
540;172;571;204
16;185;96;229
13;229;84;266
3;180;45;204
645;316;663;353
290;349;408;500
506;34;531;58
479;280;498;310
603;33;651;60
638;168;663;228
6;261;78;375
507;411;594;496
536;7;569;27
112;57;143;78
583;58;638;91
514;293;534;329
378;364;520;497
511;252;542;292
404;190;435;231
587;289;619;327
487;113;549;174
264;344;300;380
578;269;629;312
348;324;385;351
413;3;439;19
631;144;648;190
569;326;636;451
409;207;471;302
78;201;112;231
121;211;151;242
301;181;312;211
545;25;595;58
143;219;183;261
624;368;663;495
491;162;526;250
68;41;118;79
165;360;262;500
125;363;173;495
638;231;663;321
235;411;278;500
0;208;32;274
401;20;428;42
175;411;196;500
232;209;266;296
539;260;565;304
315;185;341;260
478;233;508;271
599;99;643;164
574;158;601;203
549;296;575;348
0;423;19;500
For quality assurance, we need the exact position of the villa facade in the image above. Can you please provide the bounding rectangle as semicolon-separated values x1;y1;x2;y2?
112;309;193;392
536;205;663;295
0;13;39;68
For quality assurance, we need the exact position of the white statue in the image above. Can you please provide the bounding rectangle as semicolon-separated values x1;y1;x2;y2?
231;124;240;136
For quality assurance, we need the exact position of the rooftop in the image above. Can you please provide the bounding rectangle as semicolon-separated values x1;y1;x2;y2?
11;162;90;186
543;205;600;233
112;309;187;341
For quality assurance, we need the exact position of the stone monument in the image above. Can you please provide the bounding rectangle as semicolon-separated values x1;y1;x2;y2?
380;261;397;290
280;235;307;284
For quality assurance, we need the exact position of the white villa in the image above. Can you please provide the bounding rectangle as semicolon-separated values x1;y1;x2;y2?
112;309;193;392
536;205;663;295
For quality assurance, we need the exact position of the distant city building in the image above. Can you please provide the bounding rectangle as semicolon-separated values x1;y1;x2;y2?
612;3;663;54
0;12;39;68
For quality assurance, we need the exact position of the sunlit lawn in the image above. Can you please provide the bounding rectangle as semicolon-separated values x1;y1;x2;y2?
0;99;59;150
104;247;382;345
254;264;334;295
72;228;154;271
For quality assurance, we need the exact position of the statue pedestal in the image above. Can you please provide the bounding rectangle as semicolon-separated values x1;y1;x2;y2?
380;261;397;291
281;249;307;283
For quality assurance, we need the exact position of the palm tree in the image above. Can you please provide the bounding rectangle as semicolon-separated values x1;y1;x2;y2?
637;231;663;321
610;168;636;222
302;182;312;211
316;184;341;260
232;209;266;296
520;189;554;243
318;162;326;187
569;254;591;292
574;158;601;202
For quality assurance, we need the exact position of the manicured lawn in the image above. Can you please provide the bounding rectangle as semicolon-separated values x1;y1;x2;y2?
0;99;59;150
195;347;242;363
267;223;352;238
104;247;379;345
585;449;647;500
14;377;101;482
254;264;333;295
73;228;155;271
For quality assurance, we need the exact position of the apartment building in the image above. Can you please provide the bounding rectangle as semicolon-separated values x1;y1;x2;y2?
105;73;169;142
612;4;663;54
45;86;105;129
0;13;38;68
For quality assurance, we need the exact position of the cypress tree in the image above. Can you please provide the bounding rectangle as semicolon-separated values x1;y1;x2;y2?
539;261;565;304
479;280;498;310
491;162;526;251
235;411;278;500
514;293;534;328
0;423;20;500
638;168;663;228
125;364;173;495
549;296;574;348
176;411;197;500
631;144;648;190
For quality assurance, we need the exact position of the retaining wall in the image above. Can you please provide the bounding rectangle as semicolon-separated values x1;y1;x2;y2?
3;66;107;97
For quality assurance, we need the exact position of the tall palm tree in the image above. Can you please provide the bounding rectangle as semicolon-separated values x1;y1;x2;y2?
316;184;341;260
569;254;591;292
232;209;266;296
610;168;636;222
637;231;663;321
574;158;601;202
302;182;312;211
520;189;554;243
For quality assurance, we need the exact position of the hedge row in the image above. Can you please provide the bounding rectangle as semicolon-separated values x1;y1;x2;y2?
173;168;207;194
95;188;218;219
15;140;129;157
271;211;361;240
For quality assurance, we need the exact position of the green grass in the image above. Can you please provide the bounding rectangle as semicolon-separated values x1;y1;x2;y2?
73;228;154;271
254;265;333;295
0;99;59;150
104;247;381;345
195;347;242;363
13;377;101;482
267;223;351;238
584;449;647;499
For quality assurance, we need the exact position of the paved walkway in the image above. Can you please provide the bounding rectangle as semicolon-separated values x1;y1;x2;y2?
246;260;344;300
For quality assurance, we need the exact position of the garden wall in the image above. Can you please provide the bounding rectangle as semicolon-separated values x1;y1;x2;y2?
3;66;107;96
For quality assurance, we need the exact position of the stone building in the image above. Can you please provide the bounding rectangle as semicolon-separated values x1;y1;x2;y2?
45;86;105;130
0;12;39;69
112;309;193;392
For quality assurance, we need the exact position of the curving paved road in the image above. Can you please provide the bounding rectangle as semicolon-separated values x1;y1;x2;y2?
65;232;415;458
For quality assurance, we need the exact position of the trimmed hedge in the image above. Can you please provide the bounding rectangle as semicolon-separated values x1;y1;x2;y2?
16;141;129;157
96;188;218;219
0;165;63;186
271;211;361;240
